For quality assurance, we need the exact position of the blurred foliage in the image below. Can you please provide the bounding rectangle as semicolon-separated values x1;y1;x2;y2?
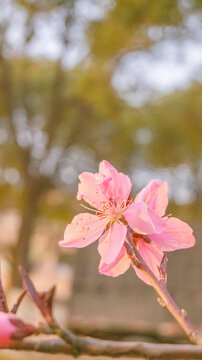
89;0;183;59
0;0;201;283
144;83;202;168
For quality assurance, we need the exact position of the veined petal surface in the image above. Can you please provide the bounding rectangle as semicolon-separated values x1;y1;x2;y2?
133;241;164;285
124;202;166;235
77;172;109;210
59;213;107;248
99;246;131;277
135;180;168;217
99;160;132;203
98;222;127;264
149;217;195;251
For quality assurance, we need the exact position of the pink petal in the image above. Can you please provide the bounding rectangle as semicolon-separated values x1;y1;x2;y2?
99;246;131;277
135;180;168;216
99;160;118;178
59;213;107;248
124;202;166;235
76;172;109;210
98;222;127;264
99;160;132;202
133;241;164;285
149;217;195;252
0;312;16;346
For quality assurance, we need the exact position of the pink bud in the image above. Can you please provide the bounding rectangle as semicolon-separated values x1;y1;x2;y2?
0;311;36;347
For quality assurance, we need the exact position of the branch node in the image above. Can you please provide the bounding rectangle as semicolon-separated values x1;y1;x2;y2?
181;309;188;319
157;297;167;309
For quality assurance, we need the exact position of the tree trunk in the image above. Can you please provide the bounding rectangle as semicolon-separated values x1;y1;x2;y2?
12;180;42;286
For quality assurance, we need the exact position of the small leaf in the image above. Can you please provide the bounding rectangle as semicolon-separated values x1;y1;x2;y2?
19;266;41;309
10;317;36;340
37;286;56;324
11;290;27;314
19;266;56;324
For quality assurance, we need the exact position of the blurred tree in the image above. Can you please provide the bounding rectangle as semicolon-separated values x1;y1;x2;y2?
0;0;135;284
0;0;201;284
88;0;183;60
143;83;202;172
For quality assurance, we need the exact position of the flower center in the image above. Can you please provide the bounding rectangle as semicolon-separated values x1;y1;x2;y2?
80;197;133;226
97;198;133;227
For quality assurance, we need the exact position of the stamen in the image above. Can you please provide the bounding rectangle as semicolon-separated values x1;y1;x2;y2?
80;203;98;213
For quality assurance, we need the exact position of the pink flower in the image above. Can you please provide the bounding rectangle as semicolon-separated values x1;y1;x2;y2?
60;161;195;285
100;179;195;284
0;311;35;347
60;161;166;273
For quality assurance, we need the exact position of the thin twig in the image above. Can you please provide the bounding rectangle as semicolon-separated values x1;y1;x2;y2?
125;236;202;345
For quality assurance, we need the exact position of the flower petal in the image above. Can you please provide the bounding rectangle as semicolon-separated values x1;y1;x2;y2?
98;222;127;264
133;241;164;285
99;160;118;178
99;246;131;277
59;213;107;248
149;217;195;252
124;202;166;235
99;160;132;202
0;312;16;346
76;172;109;210
135;180;168;216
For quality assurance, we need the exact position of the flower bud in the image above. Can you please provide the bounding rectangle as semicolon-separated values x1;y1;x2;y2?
0;311;36;347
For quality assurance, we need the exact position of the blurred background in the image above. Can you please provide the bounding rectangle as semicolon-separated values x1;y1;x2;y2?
0;0;202;358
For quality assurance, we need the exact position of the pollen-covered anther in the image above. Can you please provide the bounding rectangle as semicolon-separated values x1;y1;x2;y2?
119;215;128;226
130;232;152;247
105;222;111;231
130;232;143;246
143;235;151;244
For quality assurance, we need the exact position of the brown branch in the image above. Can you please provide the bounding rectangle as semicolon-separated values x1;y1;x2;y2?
125;237;202;345
3;337;202;359
69;316;202;343
5;338;71;355
2;262;202;359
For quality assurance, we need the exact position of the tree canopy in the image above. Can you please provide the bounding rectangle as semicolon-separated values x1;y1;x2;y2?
0;0;201;282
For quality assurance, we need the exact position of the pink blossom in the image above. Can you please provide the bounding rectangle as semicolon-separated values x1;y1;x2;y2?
59;161;166;272
0;311;35;347
60;161;195;285
100;179;195;285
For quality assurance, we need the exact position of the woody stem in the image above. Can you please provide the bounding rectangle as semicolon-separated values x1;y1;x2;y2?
125;235;202;345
